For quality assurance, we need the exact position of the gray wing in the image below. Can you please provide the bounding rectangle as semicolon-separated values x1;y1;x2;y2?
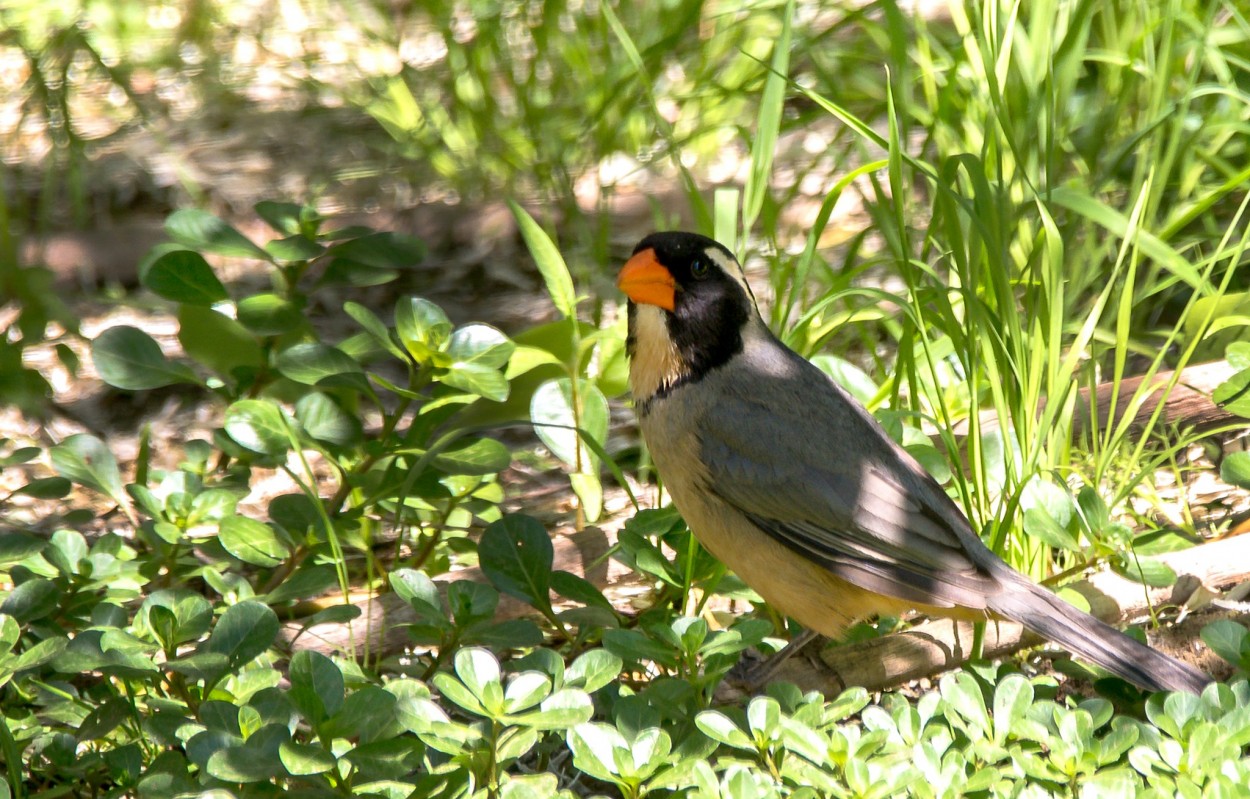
696;348;1004;609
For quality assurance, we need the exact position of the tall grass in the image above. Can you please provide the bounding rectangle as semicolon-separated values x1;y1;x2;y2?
773;0;1250;579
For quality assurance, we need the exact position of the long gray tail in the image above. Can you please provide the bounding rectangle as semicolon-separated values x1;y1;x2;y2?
988;578;1211;694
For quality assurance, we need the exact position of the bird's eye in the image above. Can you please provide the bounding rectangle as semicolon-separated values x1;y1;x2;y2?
690;259;710;279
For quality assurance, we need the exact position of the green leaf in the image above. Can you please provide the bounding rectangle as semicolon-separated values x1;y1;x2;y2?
322;686;399;742
448;324;515;368
1227;342;1250;370
992;674;1034;745
219;516;291;567
205;724;289;782
395;297;452;363
255;201;307;235
453;647;504;712
178;305;265;377
478;515;554;615
289;650;345;725
567;722;628;782
165;209;268;259
1201;620;1250;666
141;250;230;305
77;698;130;741
940;671;990;740
264;564;337;604
51;434;126;505
1049;187;1207;293
203;601;279;667
551;570;614;614
1113;554;1176;587
1023;507;1080;551
390;569;448;627
569;471;603;523
236;293;306;336
810;354;879;404
506;688;593;730
509;201;576;319
15;476;71;499
327;232;424;270
0;578;59;622
265;234;324;262
0;534;46;566
564;649;622;693
224;399;292;456
742;0;792;233
696;710;753;749
320;259;398;287
441;361;510;401
91;326;198;390
345;301;406;360
530;378;609;469
295;393;362;447
279;740;336;775
276;343;370;393
141;589;213;647
1212;368;1250;418
432;437;510;475
1220;451;1250;489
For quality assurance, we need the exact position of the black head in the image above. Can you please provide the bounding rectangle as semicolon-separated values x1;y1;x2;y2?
620;231;758;385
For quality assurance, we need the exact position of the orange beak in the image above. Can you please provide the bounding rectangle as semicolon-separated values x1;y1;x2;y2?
617;248;676;311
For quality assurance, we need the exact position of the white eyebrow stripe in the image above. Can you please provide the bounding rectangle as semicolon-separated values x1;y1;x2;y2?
705;248;755;304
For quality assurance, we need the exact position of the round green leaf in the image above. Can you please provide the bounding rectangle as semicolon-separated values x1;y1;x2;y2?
448;324;515;369
564;649;623;694
51;434;126;504
92;326;198;390
265;234;324;262
1214;368;1250;418
16;476;72;499
255;200;309;236
0;533;46;566
289;650;344;724
811;354;879;404
0;578;59;622
219;516;291;567
165;209;269;259
295;393;362;447
441;362;510;401
478;515;554;614
236;293;306;336
178;305;265;377
1023;507;1080;551
142;250;230;305
432;437;510;475
279;740;336;776
224;399;292;456
395;296;452;363
1200;619;1249;666
276;343;369;393
141;589;213;647
203;600;279;667
1220;451;1250;489
530;378;609;470
327;232;424;270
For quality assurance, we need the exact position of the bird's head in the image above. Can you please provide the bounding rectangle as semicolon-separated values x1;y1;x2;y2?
617;231;760;402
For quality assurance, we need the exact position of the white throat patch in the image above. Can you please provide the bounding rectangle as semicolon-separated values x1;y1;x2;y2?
628;304;689;402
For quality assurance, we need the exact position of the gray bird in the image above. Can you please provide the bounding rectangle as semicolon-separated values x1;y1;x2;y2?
618;230;1210;694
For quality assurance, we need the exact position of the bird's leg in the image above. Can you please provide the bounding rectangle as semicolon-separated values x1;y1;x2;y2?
727;628;822;692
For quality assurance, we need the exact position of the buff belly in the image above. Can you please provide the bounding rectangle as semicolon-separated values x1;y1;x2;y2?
639;406;981;638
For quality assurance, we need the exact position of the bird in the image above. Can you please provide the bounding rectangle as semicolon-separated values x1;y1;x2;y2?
617;230;1211;695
